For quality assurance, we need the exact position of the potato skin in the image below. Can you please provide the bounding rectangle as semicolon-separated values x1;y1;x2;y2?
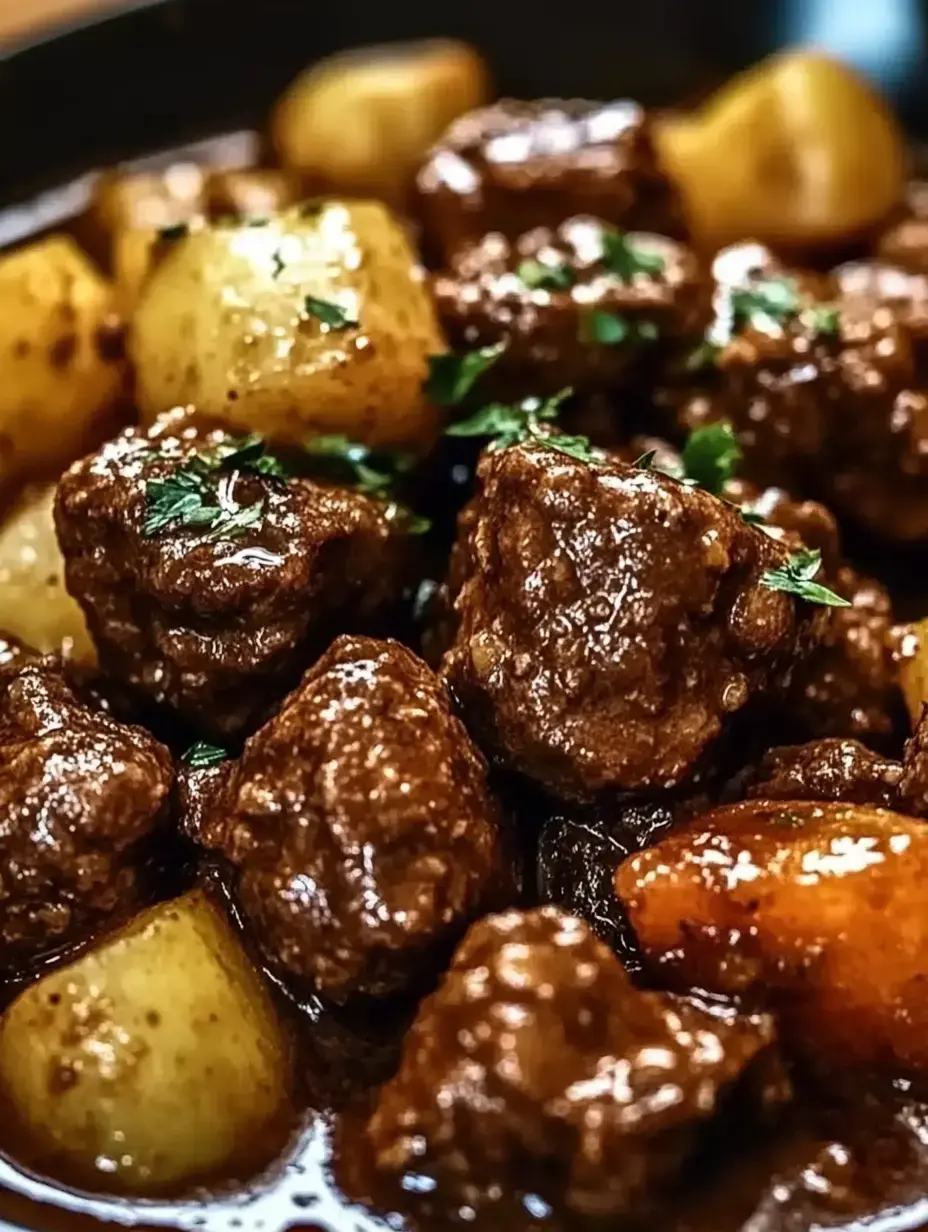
131;202;444;451
617;800;928;1077
0;482;93;661
0;236;126;488
0;891;293;1195
272;40;489;207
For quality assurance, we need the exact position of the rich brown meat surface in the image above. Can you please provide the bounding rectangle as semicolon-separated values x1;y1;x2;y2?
667;245;928;543
618;799;928;1076
735;739;904;810
365;906;784;1221
55;409;410;740
441;441;825;800
415;99;687;265
0;648;172;972
186;635;512;1002
432;217;708;400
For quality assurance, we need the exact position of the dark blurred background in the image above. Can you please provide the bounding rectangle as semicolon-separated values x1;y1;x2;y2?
2;0;927;200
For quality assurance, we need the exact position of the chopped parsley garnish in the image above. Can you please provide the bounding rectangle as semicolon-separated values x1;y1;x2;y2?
803;304;841;336
601;228;666;282
303;435;429;532
760;549;851;608
685;340;722;372
730;277;801;332
304;296;357;330
183;742;228;769
517;258;575;291
142;433;285;542
634;449;658;470
425;343;506;407
271;248;286;279
581;310;660;346
680;423;742;498
446;388;603;464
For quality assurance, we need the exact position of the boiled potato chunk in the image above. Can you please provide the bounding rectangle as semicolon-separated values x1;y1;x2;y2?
272;39;489;206
0;482;93;661
656;52;906;253
900;618;928;727
132;201;444;451
90;166;301;308
0;236;126;489
0;891;293;1195
617;800;928;1077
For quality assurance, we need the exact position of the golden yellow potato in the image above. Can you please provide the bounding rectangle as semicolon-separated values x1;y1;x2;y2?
131;201;445;451
656;51;907;253
900;618;928;727
272;39;490;206
0;236;126;489
0;482;93;661
0;891;293;1195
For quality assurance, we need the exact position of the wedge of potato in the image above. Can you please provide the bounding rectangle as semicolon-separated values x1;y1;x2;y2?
0;891;293;1195
900;618;928;727
0;482;94;661
272;39;489;206
0;236;126;489
131;201;444;451
656;51;906;253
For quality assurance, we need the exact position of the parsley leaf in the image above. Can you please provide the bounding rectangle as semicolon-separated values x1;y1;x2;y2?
681;423;742;498
157;222;189;242
304;296;357;330
303;435;427;530
142;432;285;541
517;258;575;291
184;742;228;768
685;340;722;372
730;277;801;331
803;304;841;336
581;310;661;346
446;388;603;464
601;228;666;281
426;344;506;407
634;450;658;470
760;549;851;608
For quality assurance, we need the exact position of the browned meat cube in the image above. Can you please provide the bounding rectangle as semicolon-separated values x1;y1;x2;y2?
734;739;903;811
441;440;826;801
669;244;928;543
415;99;688;266
365;906;785;1221
432;218;709;402
787;565;907;747
186;635;513;1002
617;800;928;1075
0;649;172;973
55;409;412;740
876;179;928;273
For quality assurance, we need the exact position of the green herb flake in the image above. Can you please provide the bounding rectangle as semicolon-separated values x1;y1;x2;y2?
685;340;722;372
633;450;658;470
303;434;425;527
582;310;630;346
304;296;357;330
445;388;602;465
581;310;660;347
760;548;851;608
183;742;228;769
681;422;742;498
271;248;286;280
601;228;666;282
142;432;286;542
425;343;506;407
728;277;801;335
803;304;841;336
517;258;575;292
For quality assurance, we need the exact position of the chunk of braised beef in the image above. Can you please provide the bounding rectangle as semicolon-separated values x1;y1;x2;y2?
415;99;688;266
536;798;678;969
432;218;709;402
876;179;928;274
55;409;411;740
733;739;903;811
618;800;928;1077
365;907;786;1222
664;244;928;543
441;441;825;801
186;635;513;1003
0;650;173;973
